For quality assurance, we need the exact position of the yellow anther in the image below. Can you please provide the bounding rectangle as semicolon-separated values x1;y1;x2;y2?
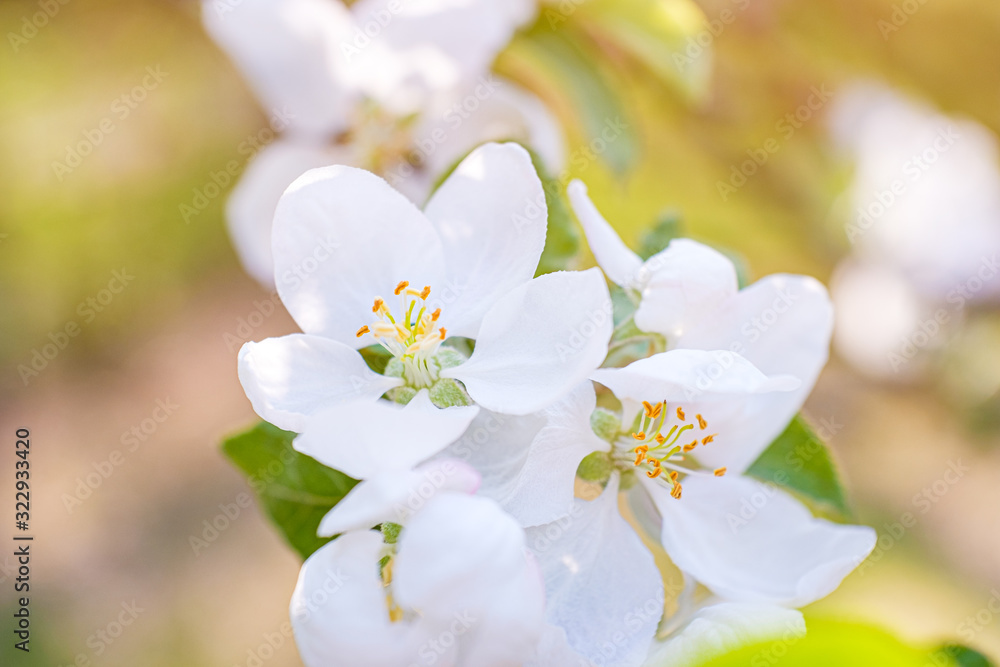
438;327;447;340
702;434;716;446
431;308;441;321
372;298;384;313
696;414;707;430
654;433;666;445
634;445;649;455
642;401;654;417
356;325;370;338
647;467;663;479
676;406;686;421
650;402;663;419
394;280;409;295
670;484;683;500
714;467;727;477
634;451;646;466
420;286;431;300
632;432;646;441
669;470;679;482
683;442;698;453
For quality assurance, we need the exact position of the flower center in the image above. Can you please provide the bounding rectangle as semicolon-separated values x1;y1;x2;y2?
356;280;448;389
614;400;725;500
340;100;420;177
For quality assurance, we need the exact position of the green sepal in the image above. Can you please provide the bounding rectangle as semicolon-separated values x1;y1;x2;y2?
577;451;614;483
591;408;621;443
429;378;472;408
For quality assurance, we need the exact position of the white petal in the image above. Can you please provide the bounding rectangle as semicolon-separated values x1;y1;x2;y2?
226;141;355;288
290;530;423;666
456;552;548;667
423;143;547;338
238;334;402;432
634;240;739;339
568;180;643;288
415;78;566;178
647;475;876;607
526;476;663;667
294;391;479;479
272;165;445;344
203;0;356;139
675;275;834;467
642;603;805;667
348;0;525;113
445;268;613;414
592;349;800;402
317;460;481;536
394;493;534;615
440;382;606;527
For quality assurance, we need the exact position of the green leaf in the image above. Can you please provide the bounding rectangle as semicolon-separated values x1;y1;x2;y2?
528;148;581;275
516;27;638;175
222;422;358;560
692;617;951;667
745;415;851;519
636;210;684;260
935;645;996;667
575;0;713;102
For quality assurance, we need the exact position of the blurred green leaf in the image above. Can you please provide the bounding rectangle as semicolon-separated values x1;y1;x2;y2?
700;618;947;667
637;209;684;260
935;645;995;667
529;148;581;275
222;421;358;560
746;415;851;519
576;0;713;101
517;27;638;175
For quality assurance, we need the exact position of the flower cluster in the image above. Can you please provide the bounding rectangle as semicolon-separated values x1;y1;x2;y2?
236;142;877;667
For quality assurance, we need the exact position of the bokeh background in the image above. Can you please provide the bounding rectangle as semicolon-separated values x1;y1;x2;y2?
1;0;999;664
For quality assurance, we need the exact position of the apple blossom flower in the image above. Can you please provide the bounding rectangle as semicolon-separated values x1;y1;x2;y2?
203;0;562;286
568;179;837;472
291;460;546;667
826;82;1000;379
238;143;612;477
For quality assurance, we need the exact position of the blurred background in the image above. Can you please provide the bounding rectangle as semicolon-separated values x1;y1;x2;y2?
1;0;999;664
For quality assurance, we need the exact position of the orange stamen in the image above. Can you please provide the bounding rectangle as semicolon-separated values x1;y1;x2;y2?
356;325;370;337
438;328;447;340
632;432;646;440
670;484;683;500
714;467;727;477
702;434;716;446
372;298;384;313
696;414;707;430
647;467;663;479
394;281;409;295
431;308;441;321
676;406;686;421
420;286;431;300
